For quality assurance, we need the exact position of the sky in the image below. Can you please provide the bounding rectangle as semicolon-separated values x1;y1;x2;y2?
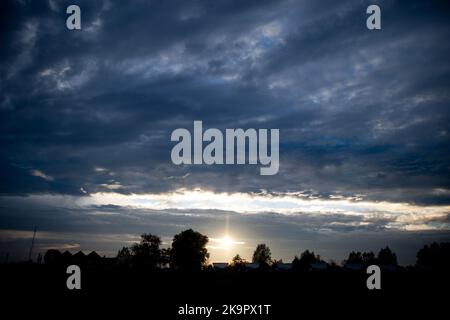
1;0;450;265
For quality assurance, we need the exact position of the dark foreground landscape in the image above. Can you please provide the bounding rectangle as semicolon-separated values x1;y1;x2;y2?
2;262;449;318
3;233;450;318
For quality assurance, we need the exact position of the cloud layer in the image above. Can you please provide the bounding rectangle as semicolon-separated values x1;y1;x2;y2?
1;0;449;263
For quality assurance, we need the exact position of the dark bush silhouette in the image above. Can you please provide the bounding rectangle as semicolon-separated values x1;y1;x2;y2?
44;249;61;265
160;248;171;267
170;229;209;271
252;243;272;267
292;250;320;271
230;254;248;271
344;251;376;265
115;234;168;268
117;246;132;266
416;242;450;270
362;251;376;264
377;246;397;266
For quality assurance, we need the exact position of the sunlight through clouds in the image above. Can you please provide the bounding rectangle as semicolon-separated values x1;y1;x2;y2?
60;188;450;231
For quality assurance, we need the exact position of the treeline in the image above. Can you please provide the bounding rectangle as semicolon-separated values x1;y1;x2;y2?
116;229;207;270
43;229;450;271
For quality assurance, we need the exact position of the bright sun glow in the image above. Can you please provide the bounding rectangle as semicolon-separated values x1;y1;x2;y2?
218;236;234;250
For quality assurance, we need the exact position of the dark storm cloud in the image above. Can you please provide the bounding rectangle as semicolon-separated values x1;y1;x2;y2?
1;0;449;203
1;0;450;262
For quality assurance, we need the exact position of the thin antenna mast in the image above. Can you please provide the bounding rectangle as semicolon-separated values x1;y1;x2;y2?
28;226;37;262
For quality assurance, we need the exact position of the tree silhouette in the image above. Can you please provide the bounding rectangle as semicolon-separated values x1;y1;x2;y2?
362;251;376;264
160;248;171;268
130;233;164;268
230;254;248;271
343;251;376;266
117;246;132;267
416;242;450;270
170;229;209;271
252;243;272;267
377;246;398;266
292;250;320;271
